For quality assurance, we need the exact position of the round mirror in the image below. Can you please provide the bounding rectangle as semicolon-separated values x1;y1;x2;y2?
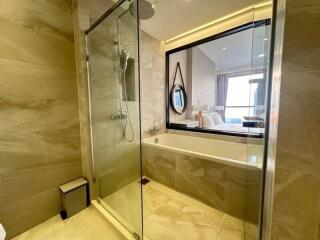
170;84;187;114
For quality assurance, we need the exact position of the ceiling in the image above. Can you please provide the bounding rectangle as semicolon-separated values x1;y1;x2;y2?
141;0;265;41
197;25;270;73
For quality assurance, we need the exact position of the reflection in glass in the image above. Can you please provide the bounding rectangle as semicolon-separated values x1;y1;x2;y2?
225;73;264;124
86;0;142;238
167;21;270;137
170;84;187;114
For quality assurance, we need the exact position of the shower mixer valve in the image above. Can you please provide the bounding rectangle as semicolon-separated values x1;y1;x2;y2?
111;110;127;120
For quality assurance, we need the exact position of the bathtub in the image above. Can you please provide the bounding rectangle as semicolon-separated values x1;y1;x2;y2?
143;133;263;170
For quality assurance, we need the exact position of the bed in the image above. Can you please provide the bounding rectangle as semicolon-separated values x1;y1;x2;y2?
193;111;265;136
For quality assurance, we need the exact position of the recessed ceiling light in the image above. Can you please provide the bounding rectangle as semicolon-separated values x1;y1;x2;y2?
258;54;265;58
264;38;268;41
222;47;227;50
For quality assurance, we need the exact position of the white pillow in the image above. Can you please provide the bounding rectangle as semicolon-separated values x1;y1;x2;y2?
202;113;215;128
212;112;224;124
0;224;6;240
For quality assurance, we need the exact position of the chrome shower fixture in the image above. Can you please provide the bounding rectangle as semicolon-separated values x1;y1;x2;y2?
120;49;130;72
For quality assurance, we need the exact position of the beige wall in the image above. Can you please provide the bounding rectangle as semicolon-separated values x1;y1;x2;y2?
0;0;82;238
72;0;95;200
140;32;166;136
167;46;217;123
264;0;320;239
168;49;188;122
190;47;217;112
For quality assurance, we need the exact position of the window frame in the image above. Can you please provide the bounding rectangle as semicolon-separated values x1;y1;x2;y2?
165;19;271;138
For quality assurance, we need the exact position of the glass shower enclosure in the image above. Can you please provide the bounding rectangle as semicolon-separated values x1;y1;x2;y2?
85;0;143;239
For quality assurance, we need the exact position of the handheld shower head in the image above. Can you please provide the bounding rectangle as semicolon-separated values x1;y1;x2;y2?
120;49;130;72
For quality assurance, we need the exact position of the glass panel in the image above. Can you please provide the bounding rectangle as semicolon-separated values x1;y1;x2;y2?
244;17;272;240
86;1;142;238
166;22;268;138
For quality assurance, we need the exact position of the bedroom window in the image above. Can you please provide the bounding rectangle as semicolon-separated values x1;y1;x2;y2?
225;73;264;124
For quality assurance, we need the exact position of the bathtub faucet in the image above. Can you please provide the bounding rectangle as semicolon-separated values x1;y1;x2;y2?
148;126;160;135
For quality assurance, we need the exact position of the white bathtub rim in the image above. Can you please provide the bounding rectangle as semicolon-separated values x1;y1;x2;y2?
143;139;262;171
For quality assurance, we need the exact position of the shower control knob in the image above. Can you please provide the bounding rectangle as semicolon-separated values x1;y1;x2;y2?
111;111;127;120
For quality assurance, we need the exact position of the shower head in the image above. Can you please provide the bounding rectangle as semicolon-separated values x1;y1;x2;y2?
120;49;130;72
129;0;155;20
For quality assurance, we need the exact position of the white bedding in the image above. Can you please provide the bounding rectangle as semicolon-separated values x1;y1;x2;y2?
192;111;264;135
209;123;264;135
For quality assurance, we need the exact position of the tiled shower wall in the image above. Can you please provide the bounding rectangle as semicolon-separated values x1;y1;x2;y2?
140;32;166;136
72;0;122;200
264;0;320;239
73;0;167;199
0;0;82;238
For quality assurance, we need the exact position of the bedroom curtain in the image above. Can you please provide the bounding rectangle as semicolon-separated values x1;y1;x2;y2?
216;74;229;121
254;69;267;116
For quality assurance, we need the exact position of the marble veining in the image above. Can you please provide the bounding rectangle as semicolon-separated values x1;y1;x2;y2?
11;206;123;240
264;0;320;239
140;31;166;136
0;0;82;238
143;145;262;224
103;180;256;240
0;0;74;41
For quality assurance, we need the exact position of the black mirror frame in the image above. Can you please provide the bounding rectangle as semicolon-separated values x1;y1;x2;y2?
170;84;187;114
165;19;271;138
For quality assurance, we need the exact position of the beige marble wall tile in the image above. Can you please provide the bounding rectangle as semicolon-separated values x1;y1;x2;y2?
88;0;114;24
273;168;320;239
2;162;81;204
0;0;74;41
225;167;246;220
263;0;320;239
243;169;261;225
0;0;82;238
143;146;176;188
175;156;226;211
0;97;81;172
0;20;75;71
143;144;261;223
3;163;82;238
140;32;166;136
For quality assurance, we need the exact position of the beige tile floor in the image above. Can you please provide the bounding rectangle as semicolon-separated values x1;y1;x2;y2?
143;181;245;240
11;206;123;240
12;180;256;240
104;180;248;240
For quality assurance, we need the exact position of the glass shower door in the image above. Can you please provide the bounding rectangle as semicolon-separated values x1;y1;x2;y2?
244;16;272;240
86;1;142;238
